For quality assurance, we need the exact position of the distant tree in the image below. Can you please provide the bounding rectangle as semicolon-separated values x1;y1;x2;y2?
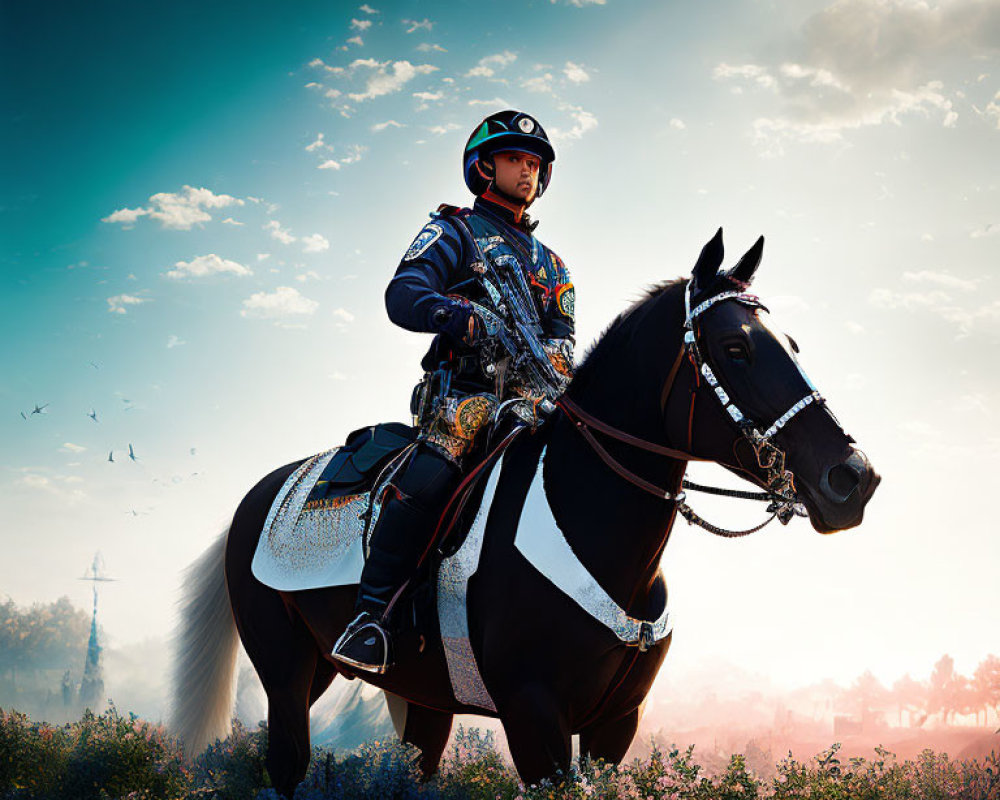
927;654;973;724
0;597;89;683
844;670;890;725
891;673;925;727
974;654;1000;726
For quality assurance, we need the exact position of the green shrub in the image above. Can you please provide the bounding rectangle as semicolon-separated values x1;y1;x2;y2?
3;707;999;799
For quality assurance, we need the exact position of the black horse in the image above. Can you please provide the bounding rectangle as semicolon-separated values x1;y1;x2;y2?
170;230;879;797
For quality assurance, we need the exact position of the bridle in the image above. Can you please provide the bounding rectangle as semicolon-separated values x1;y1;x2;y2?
557;279;823;538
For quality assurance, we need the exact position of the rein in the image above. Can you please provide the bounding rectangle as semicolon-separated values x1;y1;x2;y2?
556;280;816;538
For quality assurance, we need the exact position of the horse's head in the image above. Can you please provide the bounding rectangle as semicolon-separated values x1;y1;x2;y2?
667;228;879;533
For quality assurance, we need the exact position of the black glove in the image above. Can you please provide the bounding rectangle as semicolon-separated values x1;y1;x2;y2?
430;301;483;345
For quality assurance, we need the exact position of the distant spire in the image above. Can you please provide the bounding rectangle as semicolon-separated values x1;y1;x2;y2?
77;553;115;711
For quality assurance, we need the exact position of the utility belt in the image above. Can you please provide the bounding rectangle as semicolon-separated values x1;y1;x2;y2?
410;364;500;464
410;361;494;429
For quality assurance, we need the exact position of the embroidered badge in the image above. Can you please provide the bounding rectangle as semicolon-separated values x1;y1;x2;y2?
556;284;575;318
518;117;536;133
403;223;444;261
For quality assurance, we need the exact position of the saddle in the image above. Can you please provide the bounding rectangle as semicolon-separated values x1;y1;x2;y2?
250;422;508;593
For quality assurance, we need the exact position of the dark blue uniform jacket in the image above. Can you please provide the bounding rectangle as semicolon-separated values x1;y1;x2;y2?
385;197;575;374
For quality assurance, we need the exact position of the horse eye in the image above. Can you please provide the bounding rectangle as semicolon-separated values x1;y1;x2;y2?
725;343;749;361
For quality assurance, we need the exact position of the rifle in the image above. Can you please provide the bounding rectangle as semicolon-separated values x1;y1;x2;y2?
467;253;566;410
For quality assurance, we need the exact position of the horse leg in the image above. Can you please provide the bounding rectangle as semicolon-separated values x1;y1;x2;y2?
258;616;320;800
499;685;572;786
385;693;454;781
579;706;640;765
308;658;338;707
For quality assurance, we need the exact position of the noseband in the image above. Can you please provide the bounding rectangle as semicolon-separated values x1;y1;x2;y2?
558;280;821;537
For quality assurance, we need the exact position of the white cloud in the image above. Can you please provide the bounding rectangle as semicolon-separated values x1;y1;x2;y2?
468;97;510;107
301;233;330;253
402;18;433;33
713;0;1000;149
522;74;554;94
417;43;446;53
165;253;252;279
295;270;321;282
265;220;296;244
971;222;998;239
107;293;149;314
60;442;86;453
902;270;977;291
372;119;405;132
257;253;271;261
306;133;331;152
413;90;443;109
429;122;461;135
318;159;342;170
359;4;378;14
102;207;150;227
346;36;364;47
341;144;367;164
167;334;186;348
563;61;590;83
669;118;686;130
550;104;598;141
102;185;245;230
351;18;372;31
220;217;243;226
241;286;319;319
869;286;1000;337
347;60;438;101
466;50;517;78
714;63;778;90
551;0;606;5
332;307;355;322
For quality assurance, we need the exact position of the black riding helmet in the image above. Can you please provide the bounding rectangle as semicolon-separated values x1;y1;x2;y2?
463;109;555;198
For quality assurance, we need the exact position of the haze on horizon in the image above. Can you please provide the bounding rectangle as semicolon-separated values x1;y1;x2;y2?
2;0;999;704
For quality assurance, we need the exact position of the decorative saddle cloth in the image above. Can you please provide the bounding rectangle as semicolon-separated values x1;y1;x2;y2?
250;423;417;591
250;425;672;713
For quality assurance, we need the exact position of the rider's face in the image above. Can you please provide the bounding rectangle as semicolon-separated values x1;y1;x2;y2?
492;150;541;203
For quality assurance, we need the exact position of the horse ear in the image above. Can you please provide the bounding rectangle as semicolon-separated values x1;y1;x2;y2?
692;228;724;291
728;235;764;286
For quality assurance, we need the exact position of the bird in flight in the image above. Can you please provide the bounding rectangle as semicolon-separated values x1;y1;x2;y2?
20;411;27;421
128;443;137;462
31;403;49;415
108;451;114;463
87;409;98;422
89;361;100;369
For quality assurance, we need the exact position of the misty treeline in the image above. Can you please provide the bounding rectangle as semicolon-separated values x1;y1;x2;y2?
0;597;88;682
844;654;1000;727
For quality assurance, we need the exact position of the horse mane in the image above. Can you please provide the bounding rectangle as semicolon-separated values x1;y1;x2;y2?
571;277;686;391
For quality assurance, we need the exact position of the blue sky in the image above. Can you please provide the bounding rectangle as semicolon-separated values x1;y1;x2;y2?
2;0;1000;693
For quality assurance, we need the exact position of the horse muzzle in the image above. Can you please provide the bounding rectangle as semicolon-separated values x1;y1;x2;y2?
800;447;881;534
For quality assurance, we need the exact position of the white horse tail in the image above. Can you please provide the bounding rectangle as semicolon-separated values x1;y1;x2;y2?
169;527;240;756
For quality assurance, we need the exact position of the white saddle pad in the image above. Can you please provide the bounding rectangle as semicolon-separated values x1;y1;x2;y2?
251;448;368;591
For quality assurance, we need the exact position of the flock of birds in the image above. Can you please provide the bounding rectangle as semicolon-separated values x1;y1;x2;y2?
20;400;139;463
19;380;202;518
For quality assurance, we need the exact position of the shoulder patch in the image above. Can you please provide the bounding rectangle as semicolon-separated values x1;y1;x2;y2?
403;222;444;261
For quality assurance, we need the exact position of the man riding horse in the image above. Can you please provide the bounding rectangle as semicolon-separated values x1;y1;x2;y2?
332;109;576;673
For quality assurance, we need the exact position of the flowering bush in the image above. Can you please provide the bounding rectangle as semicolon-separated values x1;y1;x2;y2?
2;707;999;799
0;705;187;799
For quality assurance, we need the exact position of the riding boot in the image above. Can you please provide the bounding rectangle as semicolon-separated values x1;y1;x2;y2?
332;447;459;672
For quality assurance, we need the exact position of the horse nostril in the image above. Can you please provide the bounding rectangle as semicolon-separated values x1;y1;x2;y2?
826;463;860;500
